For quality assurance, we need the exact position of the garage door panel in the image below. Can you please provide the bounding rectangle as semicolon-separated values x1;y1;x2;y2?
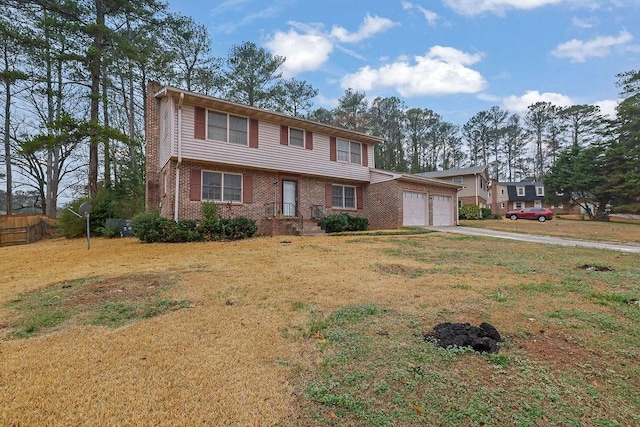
433;195;453;226
403;191;427;226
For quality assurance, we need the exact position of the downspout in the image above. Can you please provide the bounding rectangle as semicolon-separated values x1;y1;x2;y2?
475;172;479;206
174;92;184;221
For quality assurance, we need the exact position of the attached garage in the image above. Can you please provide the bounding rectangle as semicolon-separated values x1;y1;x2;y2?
403;191;427;226
366;169;461;230
433;195;454;226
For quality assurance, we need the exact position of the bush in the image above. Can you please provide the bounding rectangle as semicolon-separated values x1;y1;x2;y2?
348;216;369;231
459;204;482;220
321;213;369;233
131;205;256;243
481;208;492;219
219;216;257;240
322;213;349;233
131;211;176;243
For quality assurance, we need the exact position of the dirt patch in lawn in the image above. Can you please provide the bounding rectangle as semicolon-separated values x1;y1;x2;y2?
3;273;189;338
62;275;166;307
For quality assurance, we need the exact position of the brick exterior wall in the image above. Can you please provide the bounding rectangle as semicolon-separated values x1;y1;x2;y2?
367;180;458;229
367;180;403;229
145;81;162;212
166;160;367;235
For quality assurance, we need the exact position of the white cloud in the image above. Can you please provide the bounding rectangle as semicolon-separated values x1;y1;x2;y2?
503;90;574;113
571;16;597;28
265;28;334;77
330;14;398;43
594;99;619;118
266;14;398;76
552;30;633;62
340;46;486;96
402;1;439;25
443;0;562;16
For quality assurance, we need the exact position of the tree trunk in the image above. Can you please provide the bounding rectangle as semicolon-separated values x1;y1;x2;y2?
88;0;104;197
3;78;12;215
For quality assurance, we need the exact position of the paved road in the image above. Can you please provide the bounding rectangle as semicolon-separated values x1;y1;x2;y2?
427;226;640;254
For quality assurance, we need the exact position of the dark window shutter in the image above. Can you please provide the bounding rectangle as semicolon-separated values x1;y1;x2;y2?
190;168;201;201
362;144;368;166
243;174;253;204
325;183;333;207
356;187;363;210
305;131;313;150
280;125;288;145
249;119;259;148
194;107;206;140
329;137;337;161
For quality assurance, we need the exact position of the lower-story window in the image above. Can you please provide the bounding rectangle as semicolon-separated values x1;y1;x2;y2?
332;185;355;209
514;202;523;209
202;171;242;202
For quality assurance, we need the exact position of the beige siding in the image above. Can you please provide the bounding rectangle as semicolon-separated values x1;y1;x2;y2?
369;170;399;184
178;104;371;182
158;98;175;169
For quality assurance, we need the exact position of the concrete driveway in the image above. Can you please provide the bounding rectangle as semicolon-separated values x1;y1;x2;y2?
427;226;640;254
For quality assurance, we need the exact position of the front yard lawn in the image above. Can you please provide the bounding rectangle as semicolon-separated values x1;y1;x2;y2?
1;234;639;426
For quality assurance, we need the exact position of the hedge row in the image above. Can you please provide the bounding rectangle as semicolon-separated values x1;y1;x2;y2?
131;204;256;243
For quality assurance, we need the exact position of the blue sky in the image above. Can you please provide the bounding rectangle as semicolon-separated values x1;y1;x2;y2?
166;0;639;125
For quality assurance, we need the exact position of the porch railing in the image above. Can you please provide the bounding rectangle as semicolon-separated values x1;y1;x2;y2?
263;202;304;235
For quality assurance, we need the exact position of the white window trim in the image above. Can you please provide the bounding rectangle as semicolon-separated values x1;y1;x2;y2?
206;110;249;146
202;170;243;203
516;186;525;196
336;138;362;165
332;184;357;209
289;127;305;148
536;186;544;196
514;202;523;209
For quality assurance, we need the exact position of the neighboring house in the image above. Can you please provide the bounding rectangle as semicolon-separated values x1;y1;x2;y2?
490;180;546;215
415;166;489;209
145;82;461;235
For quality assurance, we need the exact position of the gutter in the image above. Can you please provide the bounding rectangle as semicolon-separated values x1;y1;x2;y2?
174;92;184;221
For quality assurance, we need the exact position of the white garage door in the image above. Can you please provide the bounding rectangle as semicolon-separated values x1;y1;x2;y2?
403;191;427;226
432;195;454;226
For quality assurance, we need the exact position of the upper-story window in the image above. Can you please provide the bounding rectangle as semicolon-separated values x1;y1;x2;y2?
202;171;242;202
500;189;505;195
207;111;248;145
536;186;544;196
289;128;304;147
517;186;525;196
453;177;463;184
337;139;362;164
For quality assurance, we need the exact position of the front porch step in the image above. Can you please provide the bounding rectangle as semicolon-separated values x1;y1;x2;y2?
274;218;326;236
301;221;325;236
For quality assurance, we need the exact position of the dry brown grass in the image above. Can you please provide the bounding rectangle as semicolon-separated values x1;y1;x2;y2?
460;216;640;243
1;233;639;425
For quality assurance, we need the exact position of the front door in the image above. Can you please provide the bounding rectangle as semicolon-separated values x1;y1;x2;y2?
282;180;298;217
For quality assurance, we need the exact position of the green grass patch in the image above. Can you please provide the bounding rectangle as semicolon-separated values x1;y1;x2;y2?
293;303;639;426
4;274;188;338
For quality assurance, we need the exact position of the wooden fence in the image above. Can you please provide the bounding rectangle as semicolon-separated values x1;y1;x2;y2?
0;215;58;247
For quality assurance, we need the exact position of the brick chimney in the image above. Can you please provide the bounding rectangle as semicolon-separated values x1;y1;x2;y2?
145;81;162;212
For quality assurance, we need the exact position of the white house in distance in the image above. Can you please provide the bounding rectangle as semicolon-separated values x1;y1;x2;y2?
145;82;461;235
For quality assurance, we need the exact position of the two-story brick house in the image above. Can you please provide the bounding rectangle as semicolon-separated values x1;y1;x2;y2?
145;82;461;234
